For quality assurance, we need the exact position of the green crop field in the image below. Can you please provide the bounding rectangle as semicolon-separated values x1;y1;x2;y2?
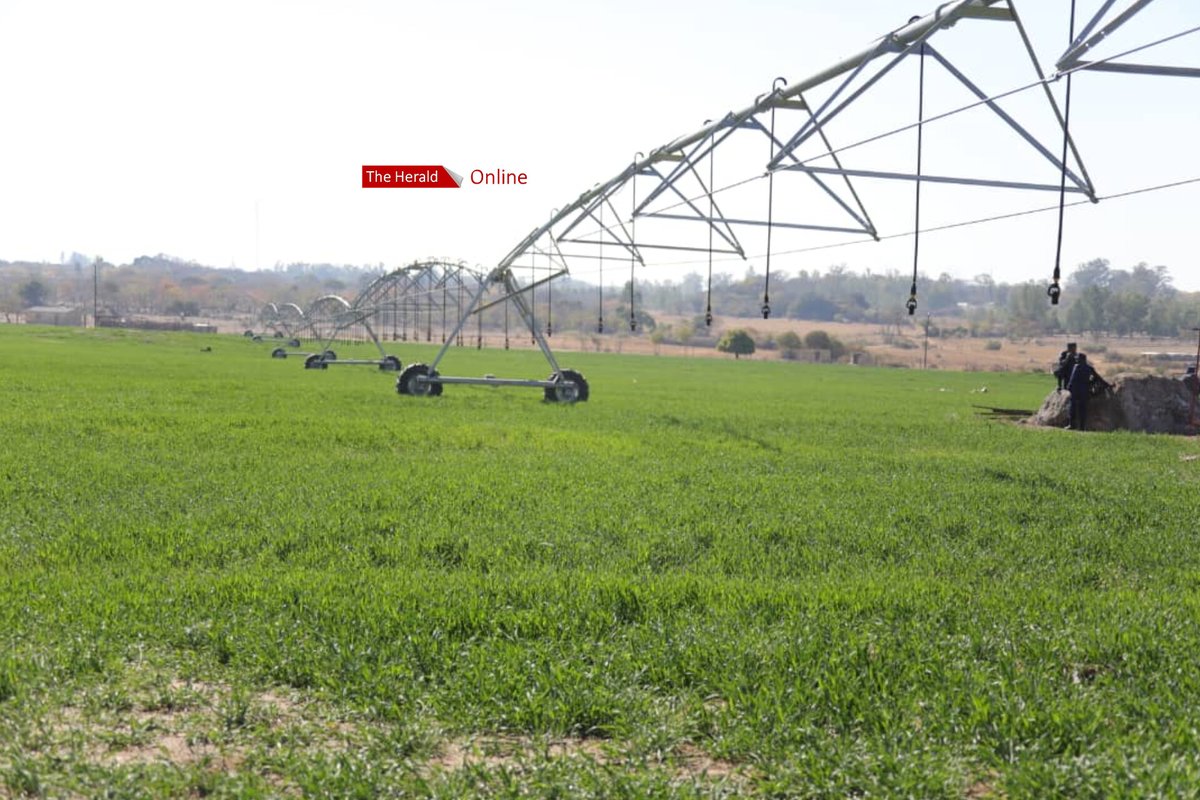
1;325;1199;798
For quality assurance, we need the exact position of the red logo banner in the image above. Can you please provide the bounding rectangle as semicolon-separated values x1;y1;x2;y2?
361;165;462;188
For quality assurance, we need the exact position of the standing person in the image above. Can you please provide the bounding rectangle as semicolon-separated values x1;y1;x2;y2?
1183;365;1199;394
1055;342;1077;391
1065;353;1100;431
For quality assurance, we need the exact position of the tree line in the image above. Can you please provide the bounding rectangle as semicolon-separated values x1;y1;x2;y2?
3;254;1196;338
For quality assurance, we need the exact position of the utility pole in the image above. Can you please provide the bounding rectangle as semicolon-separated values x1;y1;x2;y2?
1189;327;1200;433
923;313;931;369
93;256;100;329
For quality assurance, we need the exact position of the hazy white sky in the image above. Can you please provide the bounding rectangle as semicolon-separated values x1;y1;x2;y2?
0;0;1197;289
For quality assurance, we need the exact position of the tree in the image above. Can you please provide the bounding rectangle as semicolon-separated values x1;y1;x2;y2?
789;293;838;321
674;320;695;348
19;280;48;308
613;305;657;333
776;330;803;350
803;329;847;359
1006;281;1052;336
167;299;201;317
717;329;756;359
1071;258;1111;289
1066;284;1109;333
615;280;656;333
776;330;803;360
1127;263;1172;297
1105;290;1149;336
1145;296;1181;337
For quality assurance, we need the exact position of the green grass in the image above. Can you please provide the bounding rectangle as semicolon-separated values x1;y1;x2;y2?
1;325;1199;798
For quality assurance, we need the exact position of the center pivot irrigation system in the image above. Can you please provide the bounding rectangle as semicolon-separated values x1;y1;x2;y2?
272;0;1197;404
402;0;1197;402
259;260;591;401
247;302;305;344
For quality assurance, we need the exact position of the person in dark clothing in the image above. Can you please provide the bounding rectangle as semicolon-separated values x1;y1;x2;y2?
1055;341;1077;391
1065;353;1103;430
1183;365;1199;394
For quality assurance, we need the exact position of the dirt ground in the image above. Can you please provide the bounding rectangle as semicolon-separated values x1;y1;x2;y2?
531;315;1198;377
182;313;1200;375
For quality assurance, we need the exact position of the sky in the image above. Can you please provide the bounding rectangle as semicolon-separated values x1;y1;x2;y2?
0;0;1197;290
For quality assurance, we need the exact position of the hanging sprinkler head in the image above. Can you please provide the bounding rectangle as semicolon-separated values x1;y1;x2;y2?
598;318;604;334
630;316;637;333
1047;281;1061;306
705;310;713;327
907;281;919;316
761;302;771;320
546;322;552;337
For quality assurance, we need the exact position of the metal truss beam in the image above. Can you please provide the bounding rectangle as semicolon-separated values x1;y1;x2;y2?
778;164;1094;194
1057;0;1200;78
407;0;1196;401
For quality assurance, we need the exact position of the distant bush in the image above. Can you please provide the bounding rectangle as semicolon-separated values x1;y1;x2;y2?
803;330;847;359
984;340;1002;351
777;331;803;350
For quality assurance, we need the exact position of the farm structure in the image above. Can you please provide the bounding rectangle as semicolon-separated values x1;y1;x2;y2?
24;305;84;326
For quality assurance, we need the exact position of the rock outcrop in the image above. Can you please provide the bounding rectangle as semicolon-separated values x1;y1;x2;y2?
1027;373;1198;435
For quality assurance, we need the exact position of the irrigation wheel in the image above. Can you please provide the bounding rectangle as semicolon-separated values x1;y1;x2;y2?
288;338;301;348
323;350;337;361
544;369;589;404
380;355;402;372
270;347;287;359
304;353;328;370
397;363;442;397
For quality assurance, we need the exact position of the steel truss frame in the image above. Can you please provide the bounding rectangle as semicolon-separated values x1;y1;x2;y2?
270;260;489;371
294;294;382;369
1057;0;1200;78
397;259;587;402
417;0;1196;402
252;302;306;341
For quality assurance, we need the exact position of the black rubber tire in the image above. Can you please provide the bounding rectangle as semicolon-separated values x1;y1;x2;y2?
288;338;301;348
304;353;327;370
244;330;255;338
544;369;589;404
380;355;402;372
397;363;442;397
274;330;284;338
323;350;337;361
271;347;287;359
252;335;263;343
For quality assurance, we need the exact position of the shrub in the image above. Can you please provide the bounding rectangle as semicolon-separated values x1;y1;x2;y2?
803;330;847;359
777;331;803;350
717;329;756;359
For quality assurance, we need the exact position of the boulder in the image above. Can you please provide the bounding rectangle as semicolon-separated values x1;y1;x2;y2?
1026;373;1198;435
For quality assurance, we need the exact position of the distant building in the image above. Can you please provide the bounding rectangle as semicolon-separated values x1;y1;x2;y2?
24;305;84;326
1141;352;1195;363
781;348;833;363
